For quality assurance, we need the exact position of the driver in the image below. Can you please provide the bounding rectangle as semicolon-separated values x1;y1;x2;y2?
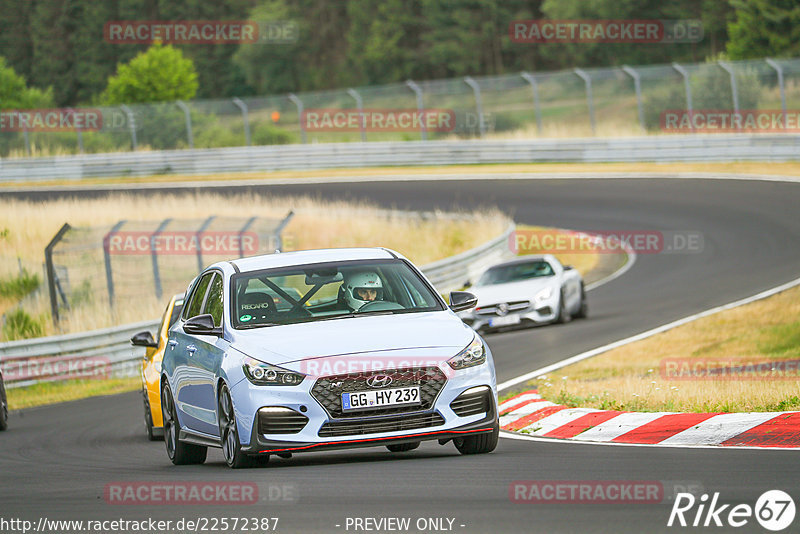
343;271;384;311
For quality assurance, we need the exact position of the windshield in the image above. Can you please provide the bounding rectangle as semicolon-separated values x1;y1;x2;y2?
476;260;554;286
231;259;443;328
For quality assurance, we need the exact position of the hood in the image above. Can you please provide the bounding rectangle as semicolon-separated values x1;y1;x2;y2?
228;311;474;366
469;277;556;307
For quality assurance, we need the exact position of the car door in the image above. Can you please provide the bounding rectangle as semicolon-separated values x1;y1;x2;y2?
170;272;215;434
184;271;228;437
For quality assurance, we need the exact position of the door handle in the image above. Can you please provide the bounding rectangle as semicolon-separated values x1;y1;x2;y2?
186;345;197;355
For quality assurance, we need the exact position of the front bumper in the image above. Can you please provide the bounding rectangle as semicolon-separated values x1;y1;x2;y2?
231;361;497;455
459;301;558;331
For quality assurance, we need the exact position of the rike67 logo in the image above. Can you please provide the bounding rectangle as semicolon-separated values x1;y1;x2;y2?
668;490;795;531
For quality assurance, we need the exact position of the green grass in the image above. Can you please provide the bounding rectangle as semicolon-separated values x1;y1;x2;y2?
0;270;40;299
7;376;140;410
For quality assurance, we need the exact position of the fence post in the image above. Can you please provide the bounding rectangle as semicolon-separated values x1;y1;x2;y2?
405;80;427;141
347;88;366;142
288;93;307;143
574;68;596;135
237;216;258;257
718;61;740;114
672;63;694;132
120;105;137;150
176;100;193;149
45;223;71;326
23;127;31;156
196;216;216;273
232;98;252;146
103;220;126;311
71;108;84;154
151;218;172;300
273;210;295;253
464;76;486;138
521;72;543;134
622;66;646;132
766;59;787;128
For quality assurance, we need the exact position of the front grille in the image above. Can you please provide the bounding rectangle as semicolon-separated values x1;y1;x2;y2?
311;367;447;419
450;387;491;417
258;407;308;435
475;300;530;316
318;411;445;438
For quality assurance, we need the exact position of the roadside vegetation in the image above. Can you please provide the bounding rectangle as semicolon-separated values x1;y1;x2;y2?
534;285;800;413
6;377;140;411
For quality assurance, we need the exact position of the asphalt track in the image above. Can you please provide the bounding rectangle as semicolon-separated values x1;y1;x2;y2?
2;177;800;533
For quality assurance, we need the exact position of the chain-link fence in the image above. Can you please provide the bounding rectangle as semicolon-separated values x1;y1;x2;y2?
2;57;800;157
43;213;293;326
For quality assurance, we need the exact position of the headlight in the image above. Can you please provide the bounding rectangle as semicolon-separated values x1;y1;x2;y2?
535;287;554;302
447;335;487;370
243;357;305;386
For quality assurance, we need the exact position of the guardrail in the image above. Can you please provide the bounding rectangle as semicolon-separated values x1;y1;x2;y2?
0;223;515;387
2;135;799;183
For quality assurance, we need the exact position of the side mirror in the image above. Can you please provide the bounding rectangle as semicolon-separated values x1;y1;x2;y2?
564;265;575;271
462;280;472;289
184;314;222;336
130;331;158;348
449;291;478;312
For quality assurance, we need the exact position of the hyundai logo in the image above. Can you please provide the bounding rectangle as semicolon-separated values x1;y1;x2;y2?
366;374;393;388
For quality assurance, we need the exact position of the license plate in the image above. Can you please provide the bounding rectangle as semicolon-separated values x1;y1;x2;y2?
489;315;521;327
342;386;421;411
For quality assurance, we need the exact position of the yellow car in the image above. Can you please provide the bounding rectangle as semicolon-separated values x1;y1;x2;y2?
131;293;185;441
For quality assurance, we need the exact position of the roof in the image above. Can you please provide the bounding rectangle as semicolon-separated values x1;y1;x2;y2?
228;247;399;273
485;254;555;270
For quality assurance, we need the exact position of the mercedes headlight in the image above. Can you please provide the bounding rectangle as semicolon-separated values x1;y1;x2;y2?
243;357;305;386
447;335;486;370
535;287;554;302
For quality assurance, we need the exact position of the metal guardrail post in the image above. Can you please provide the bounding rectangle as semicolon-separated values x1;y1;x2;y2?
672;63;694;132
45;223;71;325
237;216;258;257
288;94;307;144
718;61;740;114
405;80;427;141
574;68;596;135
347;88;366;142
22;127;31;156
70;108;84;154
273;210;294;253
622;66;646;132
766;59;788;128
464;76;486;138
120;105;137;150
521;72;543;134
151;218;172;300
196;216;216;273
232;98;252;146
103;220;126;310
176;101;193;149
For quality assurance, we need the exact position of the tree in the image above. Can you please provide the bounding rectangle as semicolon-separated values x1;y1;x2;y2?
101;44;199;105
727;0;800;59
0;56;54;109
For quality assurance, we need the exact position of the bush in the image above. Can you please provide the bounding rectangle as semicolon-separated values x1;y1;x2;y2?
2;308;46;340
0;270;40;300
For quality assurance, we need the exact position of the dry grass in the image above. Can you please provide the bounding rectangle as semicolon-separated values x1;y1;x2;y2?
4;161;800;189
536;285;800;413
0;193;509;338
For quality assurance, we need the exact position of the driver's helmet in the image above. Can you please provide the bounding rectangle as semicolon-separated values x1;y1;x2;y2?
343;271;384;311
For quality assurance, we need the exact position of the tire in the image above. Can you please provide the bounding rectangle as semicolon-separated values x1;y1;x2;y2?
454;424;499;455
0;377;8;431
555;289;572;324
218;384;261;469
161;383;207;465
574;283;588;319
387;441;420;452
143;391;160;441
